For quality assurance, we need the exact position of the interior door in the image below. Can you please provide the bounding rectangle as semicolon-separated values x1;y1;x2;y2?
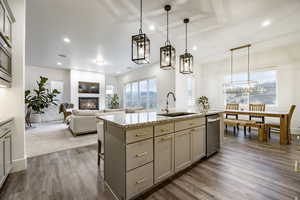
154;133;174;183
174;130;191;172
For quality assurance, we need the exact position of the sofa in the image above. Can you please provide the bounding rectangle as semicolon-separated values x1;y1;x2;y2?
69;108;145;136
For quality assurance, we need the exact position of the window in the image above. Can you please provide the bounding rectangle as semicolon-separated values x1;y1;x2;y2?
106;85;114;95
187;77;195;106
124;79;157;109
225;70;277;105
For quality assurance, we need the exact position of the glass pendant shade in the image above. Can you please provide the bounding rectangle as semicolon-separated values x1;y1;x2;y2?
179;18;193;74
132;33;150;64
160;5;176;70
160;44;176;69
131;0;150;64
179;52;193;74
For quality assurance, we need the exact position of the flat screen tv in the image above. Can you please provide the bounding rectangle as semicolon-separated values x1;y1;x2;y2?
78;81;100;94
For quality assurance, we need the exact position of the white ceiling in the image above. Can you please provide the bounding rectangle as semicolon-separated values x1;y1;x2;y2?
25;0;300;75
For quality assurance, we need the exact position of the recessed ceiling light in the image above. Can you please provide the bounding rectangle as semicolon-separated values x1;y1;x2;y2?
57;62;62;66
192;45;198;51
63;37;71;43
149;25;155;31
262;20;271;27
116;71;121;74
95;58;105;65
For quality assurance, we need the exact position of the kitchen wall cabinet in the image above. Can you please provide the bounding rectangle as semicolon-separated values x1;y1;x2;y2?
154;133;174;183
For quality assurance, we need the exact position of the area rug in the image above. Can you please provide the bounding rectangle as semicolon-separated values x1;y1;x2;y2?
26;121;97;157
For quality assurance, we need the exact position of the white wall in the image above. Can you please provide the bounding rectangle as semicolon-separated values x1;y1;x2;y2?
193;42;300;132
117;63;175;109
70;70;105;109
25;65;70;121
0;0;26;171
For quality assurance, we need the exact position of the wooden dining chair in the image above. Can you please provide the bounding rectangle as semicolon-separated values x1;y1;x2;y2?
247;104;266;132
266;105;296;142
225;104;239;132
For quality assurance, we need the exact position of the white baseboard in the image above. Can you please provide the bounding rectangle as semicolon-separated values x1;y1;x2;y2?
11;157;27;173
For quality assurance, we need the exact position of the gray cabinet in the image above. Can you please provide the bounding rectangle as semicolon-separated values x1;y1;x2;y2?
174;130;192;172
0;119;13;189
191;126;206;162
4;133;12;174
154;133;174;183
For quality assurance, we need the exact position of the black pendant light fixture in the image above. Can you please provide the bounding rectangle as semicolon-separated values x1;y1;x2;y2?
131;0;150;64
179;18;193;74
160;5;176;70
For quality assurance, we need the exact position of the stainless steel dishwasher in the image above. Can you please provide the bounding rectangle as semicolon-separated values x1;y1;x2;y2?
206;114;220;157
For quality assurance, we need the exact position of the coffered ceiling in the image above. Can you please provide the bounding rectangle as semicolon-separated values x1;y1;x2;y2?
25;0;300;75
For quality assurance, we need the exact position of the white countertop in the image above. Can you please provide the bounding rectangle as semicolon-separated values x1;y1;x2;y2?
97;109;223;128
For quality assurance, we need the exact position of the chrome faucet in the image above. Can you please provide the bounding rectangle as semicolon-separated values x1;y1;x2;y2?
163;92;176;113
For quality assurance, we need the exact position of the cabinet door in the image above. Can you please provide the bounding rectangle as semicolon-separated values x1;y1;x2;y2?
4;134;12;174
154;133;174;183
0;3;4;33
174;130;191;172
191;126;206;162
4;14;11;42
0;139;4;183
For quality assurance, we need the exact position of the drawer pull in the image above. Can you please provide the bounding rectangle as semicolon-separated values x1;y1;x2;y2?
189;123;195;126
190;129;196;132
160;135;172;141
177;132;188;137
135;152;148;157
136;178;146;184
135;133;148;137
160;129;166;132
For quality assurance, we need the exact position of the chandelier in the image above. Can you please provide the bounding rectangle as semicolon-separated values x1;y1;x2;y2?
223;44;266;94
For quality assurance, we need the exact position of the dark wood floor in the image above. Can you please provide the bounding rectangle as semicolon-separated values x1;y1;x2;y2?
1;130;300;200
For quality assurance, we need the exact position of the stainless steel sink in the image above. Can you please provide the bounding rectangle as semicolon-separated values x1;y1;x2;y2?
158;112;196;117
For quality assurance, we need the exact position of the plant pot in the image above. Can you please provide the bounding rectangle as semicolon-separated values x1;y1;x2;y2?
31;113;42;123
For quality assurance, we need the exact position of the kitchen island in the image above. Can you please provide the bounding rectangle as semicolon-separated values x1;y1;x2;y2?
98;110;224;200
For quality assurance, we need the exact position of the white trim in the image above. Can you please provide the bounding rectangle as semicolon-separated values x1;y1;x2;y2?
11;157;27;173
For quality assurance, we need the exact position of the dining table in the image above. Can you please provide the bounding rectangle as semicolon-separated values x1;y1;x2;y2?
224;109;290;145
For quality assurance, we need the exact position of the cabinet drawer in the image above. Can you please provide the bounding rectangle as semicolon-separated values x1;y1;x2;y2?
126;139;153;171
126;126;153;144
175;117;205;132
154;122;174;137
126;162;153;200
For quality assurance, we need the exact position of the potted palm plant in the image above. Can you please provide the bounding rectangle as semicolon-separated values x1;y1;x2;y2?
25;76;60;123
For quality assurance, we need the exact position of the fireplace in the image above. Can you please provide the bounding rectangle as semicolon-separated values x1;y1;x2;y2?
79;97;99;110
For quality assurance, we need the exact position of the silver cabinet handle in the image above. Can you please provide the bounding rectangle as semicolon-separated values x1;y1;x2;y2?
207;118;220;123
136;178;146;184
135;133;148;137
160;135;172;141
135;152;148;157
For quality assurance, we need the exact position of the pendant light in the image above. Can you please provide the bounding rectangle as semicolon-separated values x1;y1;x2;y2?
223;44;266;94
131;0;150;64
179;18;193;74
160;5;176;70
